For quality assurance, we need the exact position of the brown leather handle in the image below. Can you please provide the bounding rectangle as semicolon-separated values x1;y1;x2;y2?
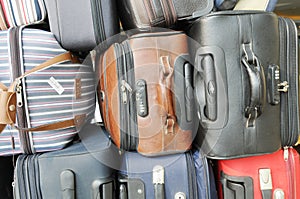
10;52;79;91
159;56;176;134
14;114;86;132
0;52;82;134
0;82;7;91
0;4;8;30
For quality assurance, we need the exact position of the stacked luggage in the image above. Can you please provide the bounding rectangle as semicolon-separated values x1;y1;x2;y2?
0;0;299;198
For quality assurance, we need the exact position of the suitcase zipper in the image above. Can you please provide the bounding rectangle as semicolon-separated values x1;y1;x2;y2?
9;27;33;154
90;0;105;44
114;43;127;150
15;155;28;198
283;147;296;198
122;41;138;150
115;42;138;151
186;152;197;199
279;18;299;146
115;44;132;150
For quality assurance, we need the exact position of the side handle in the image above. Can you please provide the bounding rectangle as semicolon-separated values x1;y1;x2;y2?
242;44;266;126
60;170;75;199
195;55;217;121
92;179;114;199
184;62;194;122
242;54;266;125
221;172;253;199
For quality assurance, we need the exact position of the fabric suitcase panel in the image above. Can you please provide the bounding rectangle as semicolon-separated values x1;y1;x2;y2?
0;28;95;155
188;11;282;159
118;150;217;199
0;0;46;29
14;124;120;199
98;31;198;156
218;148;300;199
44;0;120;52
118;0;213;29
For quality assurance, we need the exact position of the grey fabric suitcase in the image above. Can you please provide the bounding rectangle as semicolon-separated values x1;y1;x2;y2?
14;124;121;199
44;0;120;52
188;11;282;159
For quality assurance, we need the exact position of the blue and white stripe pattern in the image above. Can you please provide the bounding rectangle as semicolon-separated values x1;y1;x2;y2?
1;0;46;28
0;28;95;155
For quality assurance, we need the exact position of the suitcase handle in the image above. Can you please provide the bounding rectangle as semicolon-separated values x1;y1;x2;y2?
60;170;75;199
242;43;266;127
195;54;217;121
0;52;83;134
159;56;176;134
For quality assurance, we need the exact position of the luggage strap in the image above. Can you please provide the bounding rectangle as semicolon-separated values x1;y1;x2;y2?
160;56;176;135
259;168;273;199
0;52;85;134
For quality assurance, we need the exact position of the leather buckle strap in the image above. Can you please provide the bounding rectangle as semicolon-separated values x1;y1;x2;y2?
164;115;175;135
14;114;86;132
160;56;176;134
0;90;16;125
0;52;83;134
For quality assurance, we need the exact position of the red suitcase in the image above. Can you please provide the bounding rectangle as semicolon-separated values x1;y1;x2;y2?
217;148;300;199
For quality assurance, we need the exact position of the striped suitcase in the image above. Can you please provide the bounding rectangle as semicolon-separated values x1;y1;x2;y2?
0;27;95;155
0;0;46;30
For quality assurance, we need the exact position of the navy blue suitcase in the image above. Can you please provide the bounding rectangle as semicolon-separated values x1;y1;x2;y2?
118;149;217;199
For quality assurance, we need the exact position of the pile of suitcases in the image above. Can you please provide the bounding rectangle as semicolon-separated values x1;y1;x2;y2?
0;0;299;198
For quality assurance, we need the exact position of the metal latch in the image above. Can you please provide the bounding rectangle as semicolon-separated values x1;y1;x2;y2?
259;168;273;190
273;189;285;199
153;165;164;184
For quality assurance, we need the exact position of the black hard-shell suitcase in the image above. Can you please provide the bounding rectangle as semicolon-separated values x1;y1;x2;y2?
118;149;217;199
14;124;121;199
278;17;300;147
188;11;282;159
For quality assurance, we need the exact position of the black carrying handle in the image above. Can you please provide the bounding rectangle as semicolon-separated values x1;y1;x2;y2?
184;62;194;122
241;44;266;125
221;172;254;199
195;54;217;121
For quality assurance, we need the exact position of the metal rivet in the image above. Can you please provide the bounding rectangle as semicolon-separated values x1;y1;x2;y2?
137;189;143;194
9;105;15;112
175;192;186;199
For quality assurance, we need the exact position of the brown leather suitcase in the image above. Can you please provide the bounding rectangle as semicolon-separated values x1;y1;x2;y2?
97;31;198;156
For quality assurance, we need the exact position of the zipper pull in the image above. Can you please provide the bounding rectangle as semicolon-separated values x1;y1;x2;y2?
15;80;23;107
90;50;96;72
278;81;289;92
283;146;289;161
121;80;132;104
